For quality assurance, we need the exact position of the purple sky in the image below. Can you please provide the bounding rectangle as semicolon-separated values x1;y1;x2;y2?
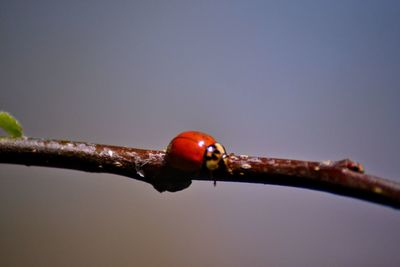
1;0;400;266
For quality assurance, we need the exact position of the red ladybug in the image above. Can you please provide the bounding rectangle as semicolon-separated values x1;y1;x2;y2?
166;131;228;173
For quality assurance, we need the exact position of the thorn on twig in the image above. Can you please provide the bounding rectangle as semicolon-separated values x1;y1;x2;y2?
333;159;365;173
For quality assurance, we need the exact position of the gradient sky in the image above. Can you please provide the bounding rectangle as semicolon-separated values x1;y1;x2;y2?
1;0;400;266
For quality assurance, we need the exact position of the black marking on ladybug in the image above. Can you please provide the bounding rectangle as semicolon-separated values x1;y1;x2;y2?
205;143;227;171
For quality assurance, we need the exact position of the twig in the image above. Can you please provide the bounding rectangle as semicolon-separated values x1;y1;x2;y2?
1;137;399;209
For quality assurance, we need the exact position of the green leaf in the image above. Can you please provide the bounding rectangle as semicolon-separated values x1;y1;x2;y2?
0;111;23;138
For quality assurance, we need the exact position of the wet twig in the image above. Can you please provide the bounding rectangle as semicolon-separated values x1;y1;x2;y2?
1;137;400;209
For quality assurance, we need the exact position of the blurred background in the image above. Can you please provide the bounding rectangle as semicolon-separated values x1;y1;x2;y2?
1;0;400;266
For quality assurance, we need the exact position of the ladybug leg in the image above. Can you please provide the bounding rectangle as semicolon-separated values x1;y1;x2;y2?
208;170;216;187
200;167;217;187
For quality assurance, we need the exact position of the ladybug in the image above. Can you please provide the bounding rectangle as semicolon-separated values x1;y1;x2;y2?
166;131;228;173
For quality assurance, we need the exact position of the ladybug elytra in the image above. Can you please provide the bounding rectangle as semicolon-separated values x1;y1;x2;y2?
166;131;228;173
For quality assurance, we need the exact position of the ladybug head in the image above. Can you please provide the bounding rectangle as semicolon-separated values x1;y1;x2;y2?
204;142;228;171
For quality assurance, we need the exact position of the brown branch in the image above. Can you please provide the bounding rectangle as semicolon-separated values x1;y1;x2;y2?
1;137;400;209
